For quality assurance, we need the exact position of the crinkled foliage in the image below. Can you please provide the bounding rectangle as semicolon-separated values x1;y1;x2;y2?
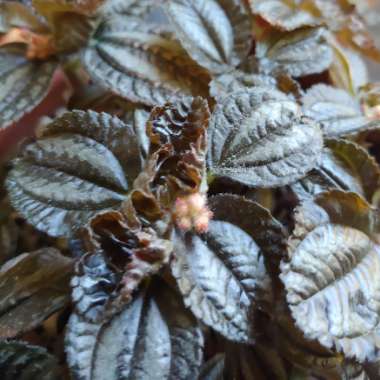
2;0;380;379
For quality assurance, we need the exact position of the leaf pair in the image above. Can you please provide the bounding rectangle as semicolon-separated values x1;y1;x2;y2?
66;257;203;380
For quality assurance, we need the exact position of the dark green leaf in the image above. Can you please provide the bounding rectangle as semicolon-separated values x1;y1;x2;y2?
0;48;57;130
302;84;379;137
256;27;333;77
82;17;209;106
207;88;323;188
164;0;251;74
0;247;73;338
172;194;277;342
281;190;380;362
6;110;141;237
0;340;62;380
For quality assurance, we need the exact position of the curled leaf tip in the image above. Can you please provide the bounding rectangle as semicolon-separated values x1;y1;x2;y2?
173;193;213;233
0;28;56;59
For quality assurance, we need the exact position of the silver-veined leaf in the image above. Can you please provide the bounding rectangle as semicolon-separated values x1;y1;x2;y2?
172;194;280;343
256;27;333;77
164;0;251;74
281;190;380;362
82;17;209;106
6;110;141;237
0;48;57;130
292;139;380;203
302;84;380;137
98;0;154;18
66;263;203;380
207;88;323;188
209;71;276;100
0;340;62;380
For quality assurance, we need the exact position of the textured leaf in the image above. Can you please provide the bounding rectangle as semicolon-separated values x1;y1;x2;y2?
276;312;343;378
209;71;276;100
6;110;141;237
248;0;319;31
0;48;57;130
82;17;209;106
164;0;251;74
84;210;173;308
172;194;277;342
0;340;62;380
207;88;323;188
302;84;379;137
256;27;333;77
0;247;73;338
67;274;203;380
98;0;154;18
292;139;380;203
66;252;118;380
281;190;380;362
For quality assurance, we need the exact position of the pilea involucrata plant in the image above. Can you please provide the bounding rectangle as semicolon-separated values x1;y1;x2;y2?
3;0;380;379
